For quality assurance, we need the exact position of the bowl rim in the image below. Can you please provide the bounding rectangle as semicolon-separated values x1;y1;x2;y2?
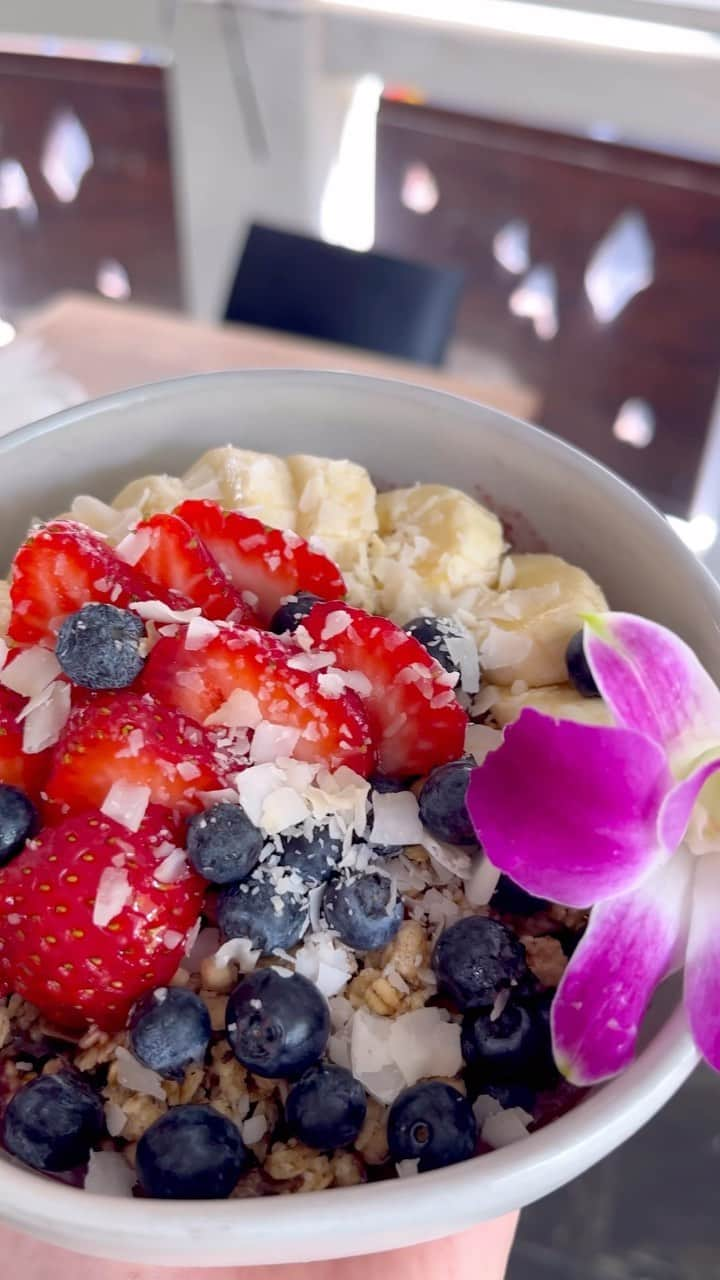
0;368;705;1253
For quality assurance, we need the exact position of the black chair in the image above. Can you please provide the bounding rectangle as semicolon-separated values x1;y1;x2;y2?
224;223;465;366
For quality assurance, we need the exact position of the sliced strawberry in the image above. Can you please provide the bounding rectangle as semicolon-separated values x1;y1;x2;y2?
9;519;192;646
0;685;52;801
132;512;257;623
301;603;467;778
0;806;205;1030
174;499;345;624
43;690;228;821
140;622;374;776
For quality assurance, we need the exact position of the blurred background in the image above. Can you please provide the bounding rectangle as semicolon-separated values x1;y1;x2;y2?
0;4;719;1271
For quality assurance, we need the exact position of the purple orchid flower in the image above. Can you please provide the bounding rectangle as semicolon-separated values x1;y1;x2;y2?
467;612;720;1086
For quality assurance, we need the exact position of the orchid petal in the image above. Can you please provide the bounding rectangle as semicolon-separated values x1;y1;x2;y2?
552;848;694;1085
584;613;720;767
659;755;720;850
467;709;672;908
685;851;720;1070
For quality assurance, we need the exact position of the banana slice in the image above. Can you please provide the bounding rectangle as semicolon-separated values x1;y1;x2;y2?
287;454;378;611
489;682;612;728
182;447;296;530
0;579;10;639
112;473;187;519
475;553;608;687
371;484;503;623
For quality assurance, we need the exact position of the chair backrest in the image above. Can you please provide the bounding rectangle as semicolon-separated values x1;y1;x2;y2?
224;223;464;366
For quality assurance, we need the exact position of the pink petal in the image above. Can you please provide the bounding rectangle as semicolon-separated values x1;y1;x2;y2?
659;756;720;850
684;851;720;1070
585;613;720;766
552;848;694;1085
467;709;672;907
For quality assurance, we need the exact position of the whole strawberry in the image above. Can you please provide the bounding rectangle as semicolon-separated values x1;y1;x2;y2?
0;807;205;1030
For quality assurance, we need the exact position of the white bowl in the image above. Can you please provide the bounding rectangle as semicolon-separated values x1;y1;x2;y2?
0;370;708;1267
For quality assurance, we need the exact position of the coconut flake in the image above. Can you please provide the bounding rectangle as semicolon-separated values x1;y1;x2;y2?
104;1099;128;1138
389;1007;462;1086
321;609;351;642
154;848;189;884
287;651;336;673
294;933;355;997
214;936;260;972
317;671;346;699
421;832;473;880
370;791;424;848
234;763;284;825
185;616;220;651
262;786;311;835
350;1009;405;1104
242;1113;268;1145
464;855;502;906
444;630;481;695
100;780;151;833
130;600;201;625
478;626;533;670
499;557;516;589
115;527;152;566
1;646;61;697
115;1046;166;1101
204;688;263;730
92;866;132;927
250;722;301;764
472;1093;503;1126
481;1107;533;1148
177;760;201;781
464;722;503;765
396;1159;420;1178
85;1150;136;1197
21;680;71;754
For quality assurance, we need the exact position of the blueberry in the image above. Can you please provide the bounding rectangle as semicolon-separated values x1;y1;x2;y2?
136;1104;247;1199
270;591;322;635
461;1002;536;1082
490;875;549;916
129;987;211;1081
387;1081;477;1172
0;784;38;866
365;775;407;857
323;871;403;951
280;826;343;886
3;1071;104;1172
566;630;599;698
286;1063;367;1149
186;802;262;885
418;759;477;847
403;615;474;680
55;603;146;690
226;968;330;1078
432;916;528;1011
217;868;309;954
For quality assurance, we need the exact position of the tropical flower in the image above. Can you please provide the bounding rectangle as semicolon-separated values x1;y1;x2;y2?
467;612;720;1085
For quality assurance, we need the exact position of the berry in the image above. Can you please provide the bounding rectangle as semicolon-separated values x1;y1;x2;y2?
387;1081;477;1172
186;802;262;885
279;826;343;886
302;602;467;778
55;603;146;690
566;630;599;698
140;623;373;776
432;916;528;1011
490;875;549;916
0;783;37;865
129;987;212;1080
418;759;476;847
323;871;403;951
461;1001;548;1083
403;615;472;679
174;499;345;624
0;807;204;1030
480;1083;536;1114
270;591;322;635
132;512;256;623
136;1104;247;1199
217;868;309;954
3;1071;104;1172
286;1063;367;1149
0;686;52;801
226;968;329;1079
43;690;226;821
8;519;189;646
